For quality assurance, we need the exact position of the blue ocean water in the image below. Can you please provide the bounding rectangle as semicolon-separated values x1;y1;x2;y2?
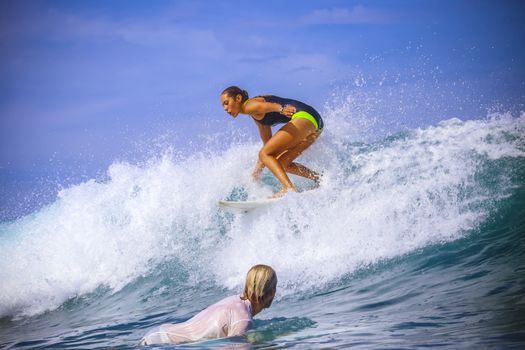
0;112;524;349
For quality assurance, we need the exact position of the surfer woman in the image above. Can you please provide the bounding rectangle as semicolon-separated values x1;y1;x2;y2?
139;264;277;345
220;86;324;197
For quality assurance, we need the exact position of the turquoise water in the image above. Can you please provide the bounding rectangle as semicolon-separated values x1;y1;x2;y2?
0;114;524;349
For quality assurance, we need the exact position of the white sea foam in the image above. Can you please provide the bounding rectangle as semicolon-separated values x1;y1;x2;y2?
0;111;523;318
216;113;525;294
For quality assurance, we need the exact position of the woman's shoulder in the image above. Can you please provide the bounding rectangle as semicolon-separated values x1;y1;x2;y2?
248;96;267;102
212;295;241;307
218;295;242;303
256;95;277;100
219;296;251;313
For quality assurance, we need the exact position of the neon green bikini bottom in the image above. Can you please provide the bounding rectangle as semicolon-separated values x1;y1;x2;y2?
291;111;320;130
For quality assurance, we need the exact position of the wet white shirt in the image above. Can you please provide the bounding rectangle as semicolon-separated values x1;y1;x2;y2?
139;295;253;345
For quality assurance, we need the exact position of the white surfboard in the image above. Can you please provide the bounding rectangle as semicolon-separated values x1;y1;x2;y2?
218;198;278;213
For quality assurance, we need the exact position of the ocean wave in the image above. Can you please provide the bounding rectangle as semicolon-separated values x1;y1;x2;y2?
0;112;523;318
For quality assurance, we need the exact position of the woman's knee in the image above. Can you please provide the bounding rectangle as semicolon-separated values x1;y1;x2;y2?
259;147;272;161
278;156;292;170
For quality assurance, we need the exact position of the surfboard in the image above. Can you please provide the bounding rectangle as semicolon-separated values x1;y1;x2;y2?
218;198;278;213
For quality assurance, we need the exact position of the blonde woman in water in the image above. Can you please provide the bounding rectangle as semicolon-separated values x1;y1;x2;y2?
139;264;277;345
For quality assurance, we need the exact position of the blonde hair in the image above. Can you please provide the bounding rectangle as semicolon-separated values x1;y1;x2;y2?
241;264;277;305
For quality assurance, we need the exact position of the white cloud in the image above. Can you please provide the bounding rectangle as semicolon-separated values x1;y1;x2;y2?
0;7;225;58
301;5;395;25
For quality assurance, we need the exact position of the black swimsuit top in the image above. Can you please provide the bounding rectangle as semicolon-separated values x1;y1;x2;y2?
250;95;323;129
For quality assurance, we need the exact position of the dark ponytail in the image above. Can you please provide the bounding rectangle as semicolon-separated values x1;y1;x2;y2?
221;86;249;102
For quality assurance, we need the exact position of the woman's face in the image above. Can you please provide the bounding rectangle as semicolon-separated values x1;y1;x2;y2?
220;93;242;117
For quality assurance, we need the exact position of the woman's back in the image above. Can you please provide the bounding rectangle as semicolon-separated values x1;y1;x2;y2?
139;295;252;345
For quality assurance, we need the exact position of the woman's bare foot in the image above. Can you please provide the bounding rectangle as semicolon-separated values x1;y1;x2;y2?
272;186;297;198
312;170;324;186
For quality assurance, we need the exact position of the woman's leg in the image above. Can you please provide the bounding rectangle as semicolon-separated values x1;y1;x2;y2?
284;162;320;182
277;131;321;183
258;118;317;196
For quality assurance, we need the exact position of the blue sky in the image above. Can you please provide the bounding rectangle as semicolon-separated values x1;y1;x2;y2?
1;0;524;176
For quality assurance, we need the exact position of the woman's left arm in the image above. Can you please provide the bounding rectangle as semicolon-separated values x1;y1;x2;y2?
244;100;296;117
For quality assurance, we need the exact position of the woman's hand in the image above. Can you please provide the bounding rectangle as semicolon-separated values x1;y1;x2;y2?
280;104;296;117
252;160;265;182
252;168;262;182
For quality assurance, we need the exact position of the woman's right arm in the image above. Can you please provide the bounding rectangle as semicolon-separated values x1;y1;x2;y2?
252;121;272;181
256;121;272;144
